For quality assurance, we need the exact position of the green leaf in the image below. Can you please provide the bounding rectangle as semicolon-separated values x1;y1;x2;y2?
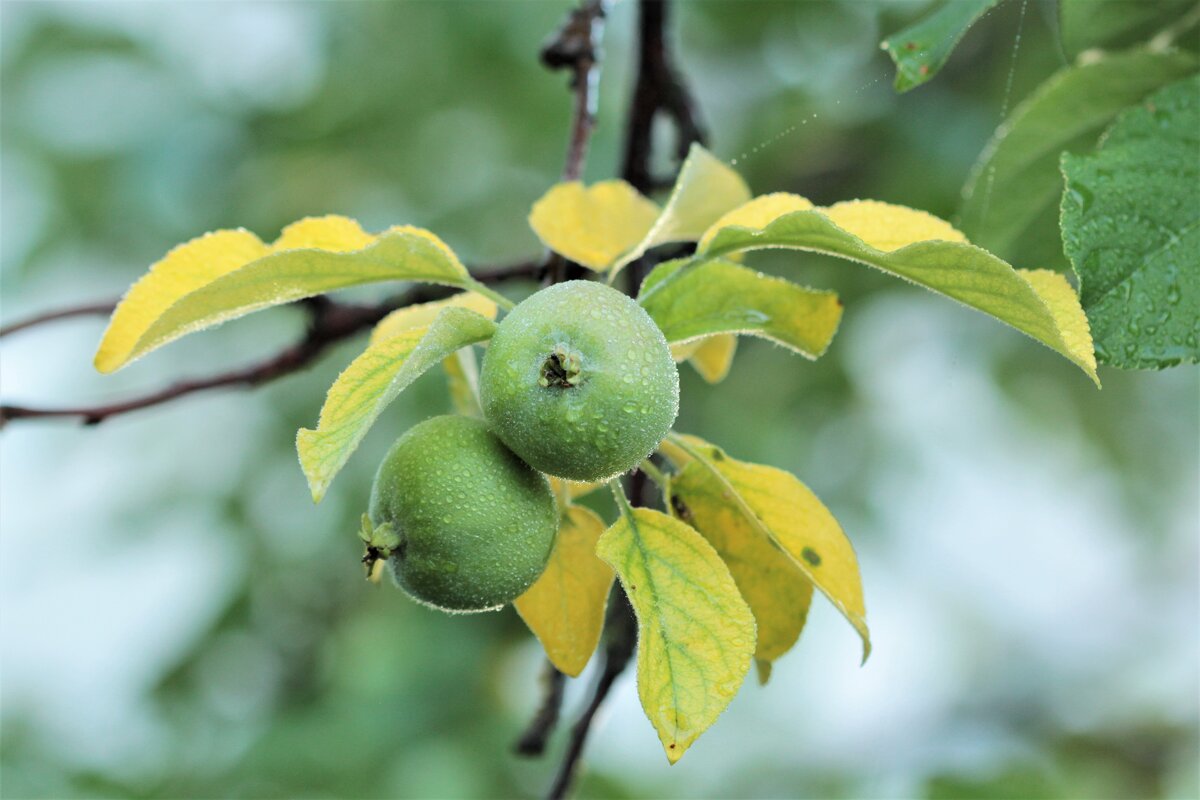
1061;74;1200;369
596;493;755;764
607;143;751;283
296;307;497;502
881;0;1001;92
1060;0;1194;59
699;198;1099;384
661;433;870;663
669;462;814;679
639;258;843;360
95;219;498;373
961;50;1198;270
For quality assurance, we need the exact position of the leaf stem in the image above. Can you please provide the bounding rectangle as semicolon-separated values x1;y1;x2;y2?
638;458;668;489
608;478;635;518
464;279;516;311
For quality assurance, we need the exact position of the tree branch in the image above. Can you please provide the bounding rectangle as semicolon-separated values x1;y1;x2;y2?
620;0;707;294
0;259;541;429
546;585;637;800
0;299;119;339
514;660;567;757
541;0;609;285
544;469;653;799
620;0;707;195
541;0;608;183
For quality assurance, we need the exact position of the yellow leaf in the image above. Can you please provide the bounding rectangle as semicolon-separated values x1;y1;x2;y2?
528;180;661;271
369;292;497;344
597;498;756;764
272;214;376;252
671;461;814;670
94;229;269;373
608;144;752;282
662;433;870;663
95;218;482;373
698;199;1099;384
687;335;737;383
548;477;605;503
514;506;614;676
1018;269;1096;377
821;199;967;250
697;192;815;253
367;293;496;418
296;307;497;502
669;336;737;382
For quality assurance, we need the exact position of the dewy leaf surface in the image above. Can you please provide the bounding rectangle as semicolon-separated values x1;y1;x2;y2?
882;0;1000;92
661;433;869;662
670;462;814;674
296;307;497;502
528;180;661;271
640;258;843;360
95;218;476;372
596;502;755;764
960;50;1198;270
514;505;614;677
607;144;751;282
1059;0;1194;58
699;196;1099;383
1061;74;1200;369
367;292;497;418
369;292;496;344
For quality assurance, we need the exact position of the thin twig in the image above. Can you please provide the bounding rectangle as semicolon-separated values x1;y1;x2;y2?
546;585;637;800
541;0;610;285
620;0;707;292
0;299;119;339
620;0;707;194
0;258;546;429
514;660;568;757
541;0;609;183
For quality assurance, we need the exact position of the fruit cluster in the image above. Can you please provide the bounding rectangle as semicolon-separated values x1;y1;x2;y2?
364;280;679;611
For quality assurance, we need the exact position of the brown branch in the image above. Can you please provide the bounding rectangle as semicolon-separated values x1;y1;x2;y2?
546;584;637;800
621;0;707;294
541;0;609;286
544;469;654;799
0;299;118;339
541;0;608;183
0;259;543;429
514;660;567;757
0;292;416;428
620;0;707;194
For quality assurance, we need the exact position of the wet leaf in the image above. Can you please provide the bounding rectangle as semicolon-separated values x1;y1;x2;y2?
296;307;497;502
1061;74;1200;369
95;216;478;372
961;50;1198;270
700;196;1099;384
640;258;843;360
597;499;755;764
661;433;869;662
670;462;814;675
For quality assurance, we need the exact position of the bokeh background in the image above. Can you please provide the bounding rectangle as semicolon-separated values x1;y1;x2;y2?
2;1;1197;798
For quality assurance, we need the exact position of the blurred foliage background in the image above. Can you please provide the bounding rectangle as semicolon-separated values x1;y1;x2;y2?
1;1;1196;798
